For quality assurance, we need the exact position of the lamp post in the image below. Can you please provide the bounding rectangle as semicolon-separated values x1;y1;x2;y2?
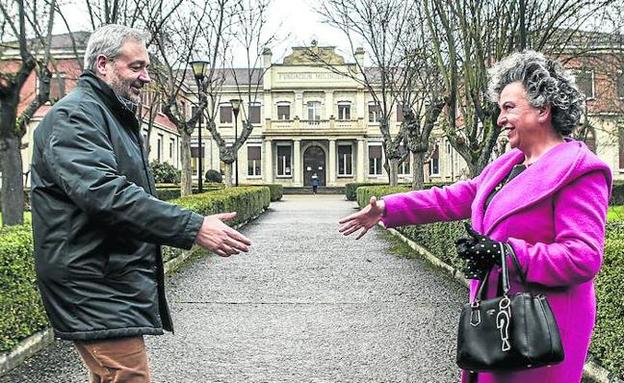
230;98;242;186
190;59;209;193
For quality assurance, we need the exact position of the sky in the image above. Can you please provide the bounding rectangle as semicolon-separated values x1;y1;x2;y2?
54;0;355;66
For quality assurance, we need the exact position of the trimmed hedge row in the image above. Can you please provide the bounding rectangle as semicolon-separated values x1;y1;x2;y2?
611;181;624;206
154;183;225;201
350;182;454;202
0;225;47;353
357;186;624;379
345;183;387;201
247;184;283;202
0;186;270;353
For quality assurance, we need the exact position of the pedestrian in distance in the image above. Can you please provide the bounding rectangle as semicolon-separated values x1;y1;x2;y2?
311;172;320;194
30;24;251;383
338;50;611;382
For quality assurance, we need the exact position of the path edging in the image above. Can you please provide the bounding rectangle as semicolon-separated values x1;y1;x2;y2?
0;211;264;377
385;226;623;383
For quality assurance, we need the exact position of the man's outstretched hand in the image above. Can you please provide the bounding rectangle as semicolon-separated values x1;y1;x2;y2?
338;196;385;240
195;212;252;257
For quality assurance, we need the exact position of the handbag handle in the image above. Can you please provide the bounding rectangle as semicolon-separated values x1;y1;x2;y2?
504;243;533;293
475;242;510;301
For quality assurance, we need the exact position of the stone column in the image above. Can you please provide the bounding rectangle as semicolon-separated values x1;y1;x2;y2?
325;90;334;119
357;139;365;182
264;139;273;183
294;139;302;186
328;139;336;186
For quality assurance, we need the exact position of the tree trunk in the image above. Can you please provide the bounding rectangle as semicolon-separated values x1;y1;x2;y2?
387;158;400;186
222;161;233;187
179;130;192;196
0;92;25;226
0;136;24;226
411;151;426;191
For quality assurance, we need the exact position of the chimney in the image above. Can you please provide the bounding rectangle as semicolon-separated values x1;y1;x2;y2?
354;47;365;67
263;48;272;69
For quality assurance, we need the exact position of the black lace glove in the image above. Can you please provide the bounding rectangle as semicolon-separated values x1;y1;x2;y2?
455;222;505;279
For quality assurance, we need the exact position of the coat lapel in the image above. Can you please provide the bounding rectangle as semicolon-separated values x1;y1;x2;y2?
482;141;582;235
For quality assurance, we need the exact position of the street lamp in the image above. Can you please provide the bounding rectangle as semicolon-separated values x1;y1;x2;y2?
230;98;242;186
190;59;209;193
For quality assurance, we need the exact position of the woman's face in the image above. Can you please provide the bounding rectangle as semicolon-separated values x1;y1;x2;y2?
496;81;544;151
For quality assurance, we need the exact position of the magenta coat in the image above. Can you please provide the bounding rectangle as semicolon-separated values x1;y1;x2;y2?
381;140;612;383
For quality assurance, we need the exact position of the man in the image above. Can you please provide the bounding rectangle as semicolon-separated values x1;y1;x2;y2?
30;24;251;382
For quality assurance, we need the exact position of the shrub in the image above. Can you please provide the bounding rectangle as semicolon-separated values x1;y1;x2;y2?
611;181;624;206
205;169;223;183
0;225;49;352
345;183;386;201
150;161;180;184
247;183;283;201
356;185;409;207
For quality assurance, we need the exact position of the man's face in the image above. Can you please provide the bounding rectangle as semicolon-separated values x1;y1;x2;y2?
103;39;151;103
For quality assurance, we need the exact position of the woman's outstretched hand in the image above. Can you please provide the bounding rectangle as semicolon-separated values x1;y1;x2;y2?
338;196;385;239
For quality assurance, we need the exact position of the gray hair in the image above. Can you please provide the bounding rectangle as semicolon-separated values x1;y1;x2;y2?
84;24;149;71
487;50;584;136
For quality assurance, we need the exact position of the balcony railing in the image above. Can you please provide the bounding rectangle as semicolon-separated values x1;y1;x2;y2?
266;118;365;132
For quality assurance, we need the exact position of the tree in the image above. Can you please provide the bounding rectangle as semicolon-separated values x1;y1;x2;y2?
315;0;421;186
424;0;613;177
208;0;278;186
0;0;57;225
152;0;231;195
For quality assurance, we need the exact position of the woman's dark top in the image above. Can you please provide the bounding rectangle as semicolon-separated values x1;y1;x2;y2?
484;164;528;211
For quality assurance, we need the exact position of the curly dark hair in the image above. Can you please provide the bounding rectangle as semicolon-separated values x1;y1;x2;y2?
487;50;584;136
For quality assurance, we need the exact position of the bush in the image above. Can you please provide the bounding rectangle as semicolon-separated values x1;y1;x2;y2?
150;161;180;184
0;225;49;352
345;183;386;201
611;181;624;206
356;185;409;208
205;169;223;183
248;183;283;201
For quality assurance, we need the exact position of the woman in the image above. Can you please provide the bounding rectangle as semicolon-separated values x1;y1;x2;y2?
339;51;612;382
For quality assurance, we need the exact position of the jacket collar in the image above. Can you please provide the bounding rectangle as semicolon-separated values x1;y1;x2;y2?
78;70;139;130
479;139;603;235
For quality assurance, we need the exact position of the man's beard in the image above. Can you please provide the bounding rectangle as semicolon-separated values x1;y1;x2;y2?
110;75;143;104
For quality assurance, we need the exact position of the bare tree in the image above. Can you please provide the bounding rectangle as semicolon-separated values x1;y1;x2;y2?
152;0;232;195
209;0;278;186
0;0;57;225
316;0;421;186
424;0;613;177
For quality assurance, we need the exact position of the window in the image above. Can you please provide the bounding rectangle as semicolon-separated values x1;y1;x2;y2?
157;134;163;162
49;73;66;101
247;145;262;176
338;102;351;120
142;131;149;152
277;144;292;177
368;144;383;175
169;138;175;162
277;103;290;120
575;70;594;99
429;143;440;176
307;101;321;121
249;103;261;124
399;146;410;175
446;141;453;177
368;103;381;123
220;105;232;124
190;142;205;176
338;144;353;176
617;72;624;99
619;126;624;169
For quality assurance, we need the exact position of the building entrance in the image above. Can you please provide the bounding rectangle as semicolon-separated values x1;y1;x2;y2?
303;146;326;186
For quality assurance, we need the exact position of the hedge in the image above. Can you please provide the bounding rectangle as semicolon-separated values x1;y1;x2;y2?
357;186;624;379
247;184;283;202
0;186;270;353
345;183;387;201
0;225;48;353
154;183;225;201
611;181;624;206
349;182;454;202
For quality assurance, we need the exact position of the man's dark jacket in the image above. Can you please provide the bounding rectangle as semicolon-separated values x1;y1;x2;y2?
31;71;204;341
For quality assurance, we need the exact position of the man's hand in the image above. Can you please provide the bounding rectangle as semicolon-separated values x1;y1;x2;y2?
195;212;252;257
338;196;385;240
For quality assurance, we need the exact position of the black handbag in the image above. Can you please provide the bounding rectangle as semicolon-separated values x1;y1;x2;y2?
456;243;564;376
